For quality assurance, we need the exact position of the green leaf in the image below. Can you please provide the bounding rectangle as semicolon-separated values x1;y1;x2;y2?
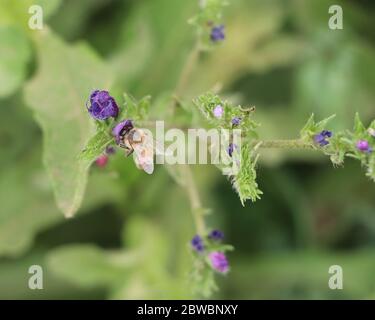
121;93;151;121
24;29;113;217
300;113;336;141
78;130;113;163
0;25;31;97
232;143;262;206
0;164;62;257
353;112;366;135
47;245;135;288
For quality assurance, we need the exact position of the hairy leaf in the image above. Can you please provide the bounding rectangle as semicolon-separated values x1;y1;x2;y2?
231;143;262;205
24;29;112;217
0;26;31;97
78;130;113;162
47;245;134;288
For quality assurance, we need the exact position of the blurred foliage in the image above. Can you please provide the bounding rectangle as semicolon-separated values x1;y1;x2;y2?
0;0;375;299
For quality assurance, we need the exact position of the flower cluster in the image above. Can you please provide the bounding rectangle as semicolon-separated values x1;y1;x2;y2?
210;25;225;42
194;93;262;206
190;229;230;274
314;130;332;147
85;90;140;168
87;90;119;120
189;0;228;49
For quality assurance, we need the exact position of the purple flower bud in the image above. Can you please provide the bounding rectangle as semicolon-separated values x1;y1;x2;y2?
227;143;237;157
191;235;204;252
105;145;116;155
95;154;108;168
232;117;241;126
356;140;373;153
208;229;224;241
208;252;229;273
210;25;225;42
321;130;332;138
213;105;224;118
87;90;119;120
112;119;133;144
314;130;332;147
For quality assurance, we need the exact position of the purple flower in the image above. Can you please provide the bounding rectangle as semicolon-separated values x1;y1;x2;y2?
356;140;373;153
112;119;133;144
87;90;119;120
210;25;225;42
208;252;229;273
314;130;332;146
208;229;224;241
213;105;224;118
232;117;241;126
191;235;204;252
227;143;237;157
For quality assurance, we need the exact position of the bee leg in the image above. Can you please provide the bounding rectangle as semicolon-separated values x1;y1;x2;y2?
125;148;134;157
118;142;127;148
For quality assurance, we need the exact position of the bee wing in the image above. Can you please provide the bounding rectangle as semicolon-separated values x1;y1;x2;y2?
132;131;154;175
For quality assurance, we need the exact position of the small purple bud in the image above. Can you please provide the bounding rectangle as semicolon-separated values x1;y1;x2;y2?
210;25;225;42
227;143;237;157
105;145;116;155
87;90;119;120
314;130;332;147
321;130;332;138
208;251;229;273
356;140;373;153
191;235;204;253
213;105;224;118
231;117;241;126
208;229;224;241
112;119;133;144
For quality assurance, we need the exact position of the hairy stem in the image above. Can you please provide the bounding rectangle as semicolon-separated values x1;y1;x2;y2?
252;139;315;150
169;43;201;116
175;43;201;99
170;37;206;234
181;165;206;235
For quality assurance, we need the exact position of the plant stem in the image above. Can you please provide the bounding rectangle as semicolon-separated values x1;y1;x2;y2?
169;43;201;116
139;121;316;150
175;42;201;99
169;37;206;235
252;139;315;150
181;165;206;235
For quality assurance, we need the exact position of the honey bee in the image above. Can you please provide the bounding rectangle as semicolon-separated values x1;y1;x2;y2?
119;127;155;175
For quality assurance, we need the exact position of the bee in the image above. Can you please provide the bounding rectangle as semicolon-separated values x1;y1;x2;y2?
118;127;155;175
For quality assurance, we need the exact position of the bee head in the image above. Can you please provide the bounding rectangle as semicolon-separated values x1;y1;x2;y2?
112;119;134;144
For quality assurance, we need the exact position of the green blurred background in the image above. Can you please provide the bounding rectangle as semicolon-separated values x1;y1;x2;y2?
1;0;375;299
